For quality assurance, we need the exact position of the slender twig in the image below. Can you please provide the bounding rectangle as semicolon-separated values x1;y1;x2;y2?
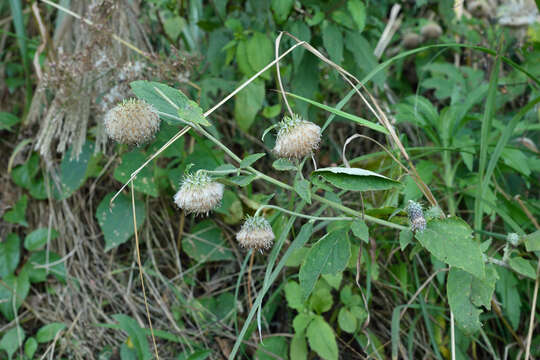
525;258;540;360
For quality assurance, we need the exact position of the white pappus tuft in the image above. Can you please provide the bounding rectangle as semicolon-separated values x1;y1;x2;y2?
104;98;160;145
173;172;224;215
273;114;321;159
236;216;275;251
406;200;426;233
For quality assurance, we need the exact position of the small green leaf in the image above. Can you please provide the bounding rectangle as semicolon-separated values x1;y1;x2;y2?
177;349;212;360
306;316;338;360
255;336;288;360
262;104;282;118
415;217;485;279
0;270;30;321
240;153;265;168
508;257;536;279
26;250;66;283
0;234;20;278
347;0;366;31
24;228;58;251
246;32;273;80
338;307;357;333
273;158;296;171
299;229;351;300
309;285;333;313
294;178;312;204
3;195;28;227
182;220;234;262
54;141;94;200
114;151;158;197
24;337;37;359
284;281;304;311
234;79;265;130
112;314;152;360
290;333;308;360
271;0;294;24
0;326;25;360
399;229;413;251
36;323;66;343
0;112;20;131
163;15;185;41
524;230;540;252
313;167;401;192
228;174;257;187
96;192;146;251
178;99;210;127
322;22;343;64
351;220;369;243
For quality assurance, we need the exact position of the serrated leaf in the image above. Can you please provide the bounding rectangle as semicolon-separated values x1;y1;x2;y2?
338;307;357;333
24;228;59;251
273;158;296;171
322;22;343;64
234;79;264;131
0;326;25;360
524;230;540;252
114;151;158;197
508;257;536;279
309;285;333;313
347;0;366;31
246;32;273;80
415;217;485;279
284;281;304;311
240;153;265;168
0;234;20;278
351;220;369;243
36;323;66;343
271;0;294;24
294;178;311;204
306;316;338;360
313;167;401;192
299;229;351;300
96;192;146;251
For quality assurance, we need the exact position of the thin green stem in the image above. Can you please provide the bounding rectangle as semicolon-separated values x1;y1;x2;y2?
254;204;353;221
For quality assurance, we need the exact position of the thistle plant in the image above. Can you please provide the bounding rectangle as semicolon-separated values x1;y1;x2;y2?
406;200;427;233
273;113;321;159
173;171;224;215
236;215;275;251
104;98;160;145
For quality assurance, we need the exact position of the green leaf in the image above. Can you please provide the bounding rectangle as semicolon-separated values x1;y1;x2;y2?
448;266;497;334
0;112;20;131
0;234;20;278
234;79;265;131
299;229;351;300
177;349;212;360
228;174;257;187
24;337;37;359
524;230;540;252
3;195;28;227
284;281;304;311
351;220;369;243
313;167;401;192
240;153;265;168
246;32;273;80
36;323;66;343
0;270;30;321
286;92;388;134
322;22;343;64
25;250;66;283
508;257;536;279
338;307;357;333
255;336;288;360
0;326;25;360
347;0;366;31
178;99;210;127
112;314;152;360
182;220;234;262
294;178;311;204
495;268;521;330
54;141;94;200
271;0;294;24
290;334;308;360
309;285;333;313
114;151;158;197
306;316;338;360
399;229;413;251
262;104;282;118
24;228;58;252
415;217;485;279
273;158;296;171
96;192;146;251
163;15;185;41
235;40;255;76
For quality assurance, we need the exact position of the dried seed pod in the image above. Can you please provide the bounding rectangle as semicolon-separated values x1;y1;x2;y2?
273;114;321;159
406;200;426;233
468;1;492;18
104;98;160;145
402;32;423;49
421;22;443;40
173;172;224;215
236;216;275;251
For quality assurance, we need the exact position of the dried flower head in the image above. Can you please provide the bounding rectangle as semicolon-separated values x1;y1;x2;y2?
173;172;224;215
402;32;422;49
104;99;160;145
236;216;275;251
421;22;443;40
406;200;426;233
273;114;321;159
507;233;520;247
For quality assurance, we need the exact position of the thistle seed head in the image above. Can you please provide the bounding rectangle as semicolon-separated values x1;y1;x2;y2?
104;98;160;145
507;233;519;247
273;114;321;159
406;200;426;233
421;22;443;40
403;32;422;49
173;172;224;215
236;216;275;251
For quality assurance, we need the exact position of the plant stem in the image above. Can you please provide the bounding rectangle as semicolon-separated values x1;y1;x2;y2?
254;204;353;221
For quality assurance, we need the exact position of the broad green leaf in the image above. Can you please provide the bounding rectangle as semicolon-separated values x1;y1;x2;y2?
0;112;20;131
299;229;351;300
508;257;536;279
284;281;304;311
234;79;264;130
96;192;146;251
286;92;388;134
255;336;288;360
114;151;158;197
313;167;401;192
112;314;152;360
290;334;308;360
24;228;58;251
293;313;313;334
0;270;30;321
447;266;497;334
524;230;540;252
273;158;296;171
309;285;333;313
415;217;485;279
399;229;413;251
163;15;185;41
322;22;343;64
25;337;37;359
182;220;234;262
495;268;521;330
36;323;66;343
271;0;294;24
322;273;342;290
0;326;25;360
25;250;66;283
178;99;210;127
338;307;357;333
347;0;366;31
54;141;94;200
240;153;265;168
306;316;338;360
236;40;255;76
294;178;311;204
0;233;20;278
351;220;369;243
3;195;28;227
247;32;273;80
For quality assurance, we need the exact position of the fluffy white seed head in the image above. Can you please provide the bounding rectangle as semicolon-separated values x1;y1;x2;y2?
507;233;519;247
104;98;160;145
421;22;443;40
273;114;321;159
173;172;224;215
236;216;275;251
406;200;426;233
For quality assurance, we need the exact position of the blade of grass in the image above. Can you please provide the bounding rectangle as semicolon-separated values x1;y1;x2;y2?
474;52;501;239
